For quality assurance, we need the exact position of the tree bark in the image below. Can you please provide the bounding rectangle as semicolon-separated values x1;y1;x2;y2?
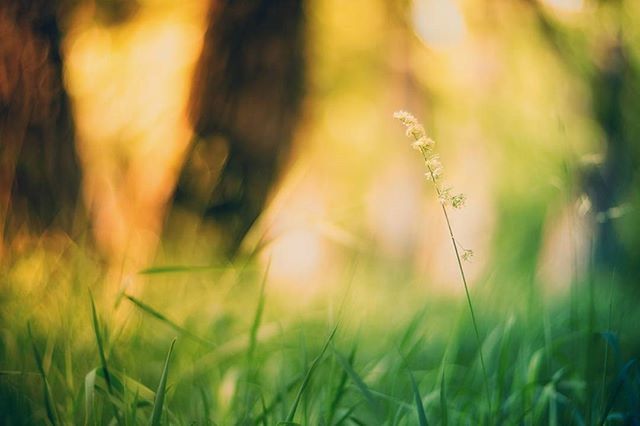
172;0;306;255
0;0;82;247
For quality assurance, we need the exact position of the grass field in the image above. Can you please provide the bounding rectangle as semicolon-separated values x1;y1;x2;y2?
1;209;639;425
2;111;640;424
3;0;640;424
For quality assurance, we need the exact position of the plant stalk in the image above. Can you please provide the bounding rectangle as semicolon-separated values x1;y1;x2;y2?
421;149;493;419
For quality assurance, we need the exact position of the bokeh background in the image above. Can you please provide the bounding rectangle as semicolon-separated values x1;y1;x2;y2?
53;0;640;293
2;0;640;424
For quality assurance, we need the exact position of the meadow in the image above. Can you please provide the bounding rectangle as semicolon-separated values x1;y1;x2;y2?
2;111;640;424
3;0;640;424
2;217;640;425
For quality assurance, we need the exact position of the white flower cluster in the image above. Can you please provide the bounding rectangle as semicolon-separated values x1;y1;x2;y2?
393;111;465;209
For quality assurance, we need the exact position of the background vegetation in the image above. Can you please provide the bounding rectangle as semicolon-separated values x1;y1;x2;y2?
1;0;640;424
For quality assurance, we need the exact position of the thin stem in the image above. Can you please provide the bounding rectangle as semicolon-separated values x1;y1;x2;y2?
440;200;492;414
421;148;493;419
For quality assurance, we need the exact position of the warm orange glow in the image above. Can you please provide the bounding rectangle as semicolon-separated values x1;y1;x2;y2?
65;5;205;264
541;0;584;14
412;0;467;50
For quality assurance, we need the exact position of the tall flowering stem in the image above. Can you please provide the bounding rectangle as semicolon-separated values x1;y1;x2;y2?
394;111;491;416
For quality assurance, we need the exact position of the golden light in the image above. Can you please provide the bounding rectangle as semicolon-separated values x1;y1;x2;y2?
65;5;205;264
540;0;584;14
412;0;467;50
269;228;326;288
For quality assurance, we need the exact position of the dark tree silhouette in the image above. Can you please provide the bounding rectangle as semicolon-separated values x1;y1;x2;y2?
521;0;640;278
1;0;306;258
172;0;306;255
0;0;81;246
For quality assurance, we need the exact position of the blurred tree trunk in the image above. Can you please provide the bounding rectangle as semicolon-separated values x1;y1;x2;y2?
586;37;636;271
523;0;639;278
0;0;82;248
171;0;306;255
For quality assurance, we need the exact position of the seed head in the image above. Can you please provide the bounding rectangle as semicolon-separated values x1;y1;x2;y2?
451;193;466;209
461;249;474;262
393;110;419;127
395;110;474;259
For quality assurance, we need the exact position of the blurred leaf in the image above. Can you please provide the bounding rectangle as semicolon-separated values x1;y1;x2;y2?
138;265;226;275
440;369;448;426
84;368;97;426
409;372;429;426
150;338;176;426
333;349;381;417
285;323;339;423
123;293;214;348
327;346;356;425
599;331;622;367
599;358;637;426
28;323;59;426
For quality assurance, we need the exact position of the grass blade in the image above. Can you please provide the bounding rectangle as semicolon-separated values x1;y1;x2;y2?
599;358;637;426
409;372;429;426
327;346;357;425
85;367;156;408
89;292;124;424
253;374;302;424
123;293;214;348
84;369;97;426
130;390;140;425
0;370;38;376
248;260;270;365
28;322;59;426
198;386;210;424
440;369;448;426
89;292;113;395
334;403;361;425
285;323;339;423
150;338;177;426
241;262;270;414
138;265;225;275
333;349;380;416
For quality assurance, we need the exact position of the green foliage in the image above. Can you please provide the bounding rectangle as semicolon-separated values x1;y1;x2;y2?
149;338;176;426
2;251;639;425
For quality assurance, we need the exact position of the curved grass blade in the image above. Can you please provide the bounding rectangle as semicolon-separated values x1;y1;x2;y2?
327;346;357;425
198;386;210;424
89;293;123;424
0;370;38;376
84;367;156;412
349;416;367;425
138;265;226;275
333;349;380;417
123;293;214;348
129;390;140;425
599;331;622;369
409;372;429;426
366;388;412;410
248;260;270;365
253;374;302;424
89;292;113;394
334;403;361;425
181;323;281;383
241;261;270;414
285;323;339;423
28;322;59;426
84;368;97;426
599;358;637;426
150;338;177;426
440;369;448;426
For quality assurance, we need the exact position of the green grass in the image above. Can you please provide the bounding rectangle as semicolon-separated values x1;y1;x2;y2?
1;245;639;425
